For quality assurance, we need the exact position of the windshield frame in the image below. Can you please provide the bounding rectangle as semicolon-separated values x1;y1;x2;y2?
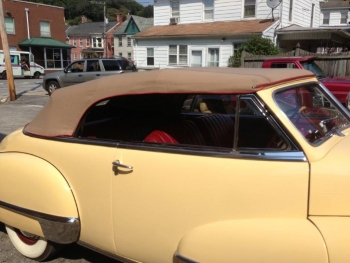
273;81;350;146
300;61;327;79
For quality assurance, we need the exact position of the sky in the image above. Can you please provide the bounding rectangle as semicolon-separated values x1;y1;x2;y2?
136;0;153;6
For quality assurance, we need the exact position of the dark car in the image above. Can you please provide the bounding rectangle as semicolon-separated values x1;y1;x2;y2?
42;57;137;95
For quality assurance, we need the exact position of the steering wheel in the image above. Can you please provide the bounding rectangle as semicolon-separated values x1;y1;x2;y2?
288;106;307;124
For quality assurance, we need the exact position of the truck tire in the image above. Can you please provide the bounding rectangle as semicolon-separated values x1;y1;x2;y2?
47;81;60;96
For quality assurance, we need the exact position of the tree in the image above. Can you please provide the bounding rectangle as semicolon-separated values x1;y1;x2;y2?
228;34;280;67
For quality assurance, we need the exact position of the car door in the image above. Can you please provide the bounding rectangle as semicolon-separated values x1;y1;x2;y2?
110;94;320;263
101;59;122;77
84;59;102;82
61;60;85;87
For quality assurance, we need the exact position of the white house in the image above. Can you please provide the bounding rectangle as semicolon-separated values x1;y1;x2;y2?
133;0;321;69
320;0;350;27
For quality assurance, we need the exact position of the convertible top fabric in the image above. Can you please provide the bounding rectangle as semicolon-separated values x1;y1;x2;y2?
25;67;315;137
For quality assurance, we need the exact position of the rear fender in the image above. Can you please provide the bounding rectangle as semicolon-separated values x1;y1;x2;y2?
176;219;328;263
0;153;79;244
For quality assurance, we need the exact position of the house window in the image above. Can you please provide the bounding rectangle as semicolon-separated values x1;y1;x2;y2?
127;37;131;47
204;0;214;20
73;38;76;46
5;17;15;34
171;1;180;17
244;0;255;18
128;52;132;60
147;48;154;66
74;53;77;60
118;36;122;47
208;48;219;67
289;0;293;21
40;21;51;37
92;37;102;48
86;38;90;47
323;12;329;25
80;38;83;47
233;43;241;54
310;4;315;27
169;45;187;65
119;52;123;57
341;12;347;24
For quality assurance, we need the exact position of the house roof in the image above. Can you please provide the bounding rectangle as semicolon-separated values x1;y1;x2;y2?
18;37;74;49
321;0;350;9
114;15;154;35
66;21;119;36
133;19;276;39
25;67;314;137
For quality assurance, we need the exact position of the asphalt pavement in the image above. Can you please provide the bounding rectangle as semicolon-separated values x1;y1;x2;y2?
0;78;49;141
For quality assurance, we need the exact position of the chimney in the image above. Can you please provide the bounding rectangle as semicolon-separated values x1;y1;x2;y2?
117;14;123;23
81;15;87;24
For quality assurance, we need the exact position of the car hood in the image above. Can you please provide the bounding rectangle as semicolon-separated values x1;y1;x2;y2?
320;76;350;84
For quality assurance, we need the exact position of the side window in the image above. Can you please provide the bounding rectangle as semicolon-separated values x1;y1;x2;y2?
102;60;120;71
77;94;292;152
271;63;297;69
86;60;100;72
67;61;84;72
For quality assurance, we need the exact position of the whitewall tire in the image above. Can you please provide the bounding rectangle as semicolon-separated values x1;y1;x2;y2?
5;225;58;261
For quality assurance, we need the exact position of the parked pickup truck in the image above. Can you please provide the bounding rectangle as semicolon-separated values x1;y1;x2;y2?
262;56;350;105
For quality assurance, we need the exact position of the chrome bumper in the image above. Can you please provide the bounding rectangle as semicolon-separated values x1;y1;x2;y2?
0;200;80;244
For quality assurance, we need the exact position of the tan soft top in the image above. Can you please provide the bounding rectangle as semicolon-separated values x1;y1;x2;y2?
25;67;315;137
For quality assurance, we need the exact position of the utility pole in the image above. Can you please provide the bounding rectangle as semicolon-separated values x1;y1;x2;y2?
0;1;16;101
103;1;106;57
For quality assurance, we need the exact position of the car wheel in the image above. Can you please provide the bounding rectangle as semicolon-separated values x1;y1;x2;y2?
47;81;60;96
5;225;59;261
33;72;41;79
2;71;7;80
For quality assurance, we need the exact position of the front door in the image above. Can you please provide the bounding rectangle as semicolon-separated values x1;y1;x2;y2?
62;60;85;87
191;50;202;67
111;94;311;263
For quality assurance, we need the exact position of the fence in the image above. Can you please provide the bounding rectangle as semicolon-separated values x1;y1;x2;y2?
241;47;350;77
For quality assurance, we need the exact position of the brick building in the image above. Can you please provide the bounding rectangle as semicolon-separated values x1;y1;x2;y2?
1;0;73;72
66;15;122;60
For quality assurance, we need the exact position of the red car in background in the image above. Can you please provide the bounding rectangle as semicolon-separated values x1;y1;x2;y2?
262;56;350;106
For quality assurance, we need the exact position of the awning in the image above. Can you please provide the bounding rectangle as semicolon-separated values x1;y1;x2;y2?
81;48;103;53
19;37;74;49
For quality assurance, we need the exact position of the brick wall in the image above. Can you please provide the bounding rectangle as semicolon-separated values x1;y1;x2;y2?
1;0;66;50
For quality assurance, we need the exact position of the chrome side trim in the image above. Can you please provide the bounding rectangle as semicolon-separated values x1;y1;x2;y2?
175;253;200;263
0;200;80;244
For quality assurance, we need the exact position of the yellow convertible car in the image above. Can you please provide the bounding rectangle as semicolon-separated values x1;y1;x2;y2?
1;68;350;263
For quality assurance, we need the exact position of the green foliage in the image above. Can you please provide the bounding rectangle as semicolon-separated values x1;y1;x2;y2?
23;0;152;24
228;35;280;67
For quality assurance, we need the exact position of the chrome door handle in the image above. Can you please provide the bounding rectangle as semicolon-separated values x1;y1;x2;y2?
112;160;133;170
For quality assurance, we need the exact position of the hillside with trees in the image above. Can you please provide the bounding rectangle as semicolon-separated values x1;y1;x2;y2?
24;0;153;25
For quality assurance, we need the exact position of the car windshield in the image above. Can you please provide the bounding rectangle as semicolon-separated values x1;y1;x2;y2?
274;83;350;145
300;61;327;79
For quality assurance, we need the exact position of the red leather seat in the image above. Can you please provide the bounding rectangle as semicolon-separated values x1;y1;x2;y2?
144;130;179;144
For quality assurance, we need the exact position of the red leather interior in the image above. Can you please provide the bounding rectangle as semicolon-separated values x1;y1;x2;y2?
144;130;179;144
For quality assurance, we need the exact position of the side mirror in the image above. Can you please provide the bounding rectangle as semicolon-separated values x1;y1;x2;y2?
64;68;68;73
